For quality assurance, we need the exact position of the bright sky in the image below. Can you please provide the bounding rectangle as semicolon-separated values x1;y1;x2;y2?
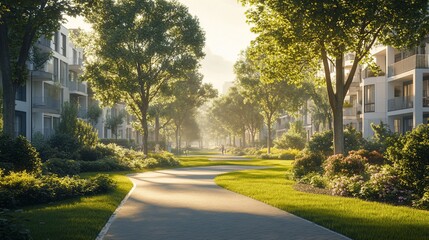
65;0;254;92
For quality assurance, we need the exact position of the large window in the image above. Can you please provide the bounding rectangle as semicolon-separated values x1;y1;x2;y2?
16;84;26;101
364;84;375;112
53;32;59;52
61;33;67;56
60;61;68;85
15;111;26;137
424;79;429;107
53;57;59;82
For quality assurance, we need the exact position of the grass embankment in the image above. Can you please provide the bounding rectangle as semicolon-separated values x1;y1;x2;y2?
20;172;133;240
215;165;429;240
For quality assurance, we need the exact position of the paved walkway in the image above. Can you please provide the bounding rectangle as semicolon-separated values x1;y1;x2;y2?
100;166;350;240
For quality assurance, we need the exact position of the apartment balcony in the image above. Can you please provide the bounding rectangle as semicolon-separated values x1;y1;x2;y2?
423;97;429;107
32;96;61;113
69;58;83;74
388;54;429;77
388;96;414;112
343;106;361;117
35;37;51;53
31;70;53;81
68;82;87;95
362;67;386;79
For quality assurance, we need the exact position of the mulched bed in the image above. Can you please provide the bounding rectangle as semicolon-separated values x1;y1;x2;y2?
293;183;332;196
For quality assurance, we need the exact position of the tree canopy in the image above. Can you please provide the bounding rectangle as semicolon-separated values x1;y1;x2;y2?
240;0;429;154
82;0;205;154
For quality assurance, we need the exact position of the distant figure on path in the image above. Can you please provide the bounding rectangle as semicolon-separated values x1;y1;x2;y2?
221;145;225;155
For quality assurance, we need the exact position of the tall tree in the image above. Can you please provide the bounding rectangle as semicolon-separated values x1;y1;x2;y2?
234;50;305;154
165;72;217;153
82;0;205;154
240;0;429;154
0;0;92;136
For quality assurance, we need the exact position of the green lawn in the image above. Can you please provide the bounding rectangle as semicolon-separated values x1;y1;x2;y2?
215;165;429;240
20;172;133;240
18;155;429;240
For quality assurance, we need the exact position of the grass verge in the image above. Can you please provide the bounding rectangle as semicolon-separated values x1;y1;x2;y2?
20;172;133;240
215;166;429;240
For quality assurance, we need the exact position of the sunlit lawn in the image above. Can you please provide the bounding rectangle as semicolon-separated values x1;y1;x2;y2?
19;154;429;240
215;166;429;240
20;172;133;240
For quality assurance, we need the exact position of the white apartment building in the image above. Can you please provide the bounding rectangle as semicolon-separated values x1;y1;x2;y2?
362;42;429;137
12;25;88;140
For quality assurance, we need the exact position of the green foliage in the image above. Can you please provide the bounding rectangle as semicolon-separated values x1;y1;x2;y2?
0;209;32;240
75;119;98;148
348;149;385;165
360;165;412;204
298;172;327;188
413;189;429;210
48;133;80;159
274;132;306;150
0;172;115;208
104;110;125;139
43;159;80;176
86;103;102;126
78;158;128;172
344;125;365;153
292;153;324;179
323;153;367;178
99;139;136;149
385;124;429;196
147;152;180;168
306;130;333;156
0;135;41;174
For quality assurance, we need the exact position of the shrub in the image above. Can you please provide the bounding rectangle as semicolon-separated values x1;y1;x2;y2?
298;172;327;188
292;153;324;179
79;146;101;161
143;158;159;169
306;130;333;156
0;135;42;174
330;175;365;197
43;158;80;176
48;133;80;158
348;149;385;165
274;132;306;150
278;149;300;160
75;119;98;148
99;139;136;149
343;125;365;153
79;158;129;172
385;124;429;196
0;209;32;240
148;152;180;167
323;153;367;178
360;165;412;204
227;147;245;156
413;189;429;210
0;172;116;208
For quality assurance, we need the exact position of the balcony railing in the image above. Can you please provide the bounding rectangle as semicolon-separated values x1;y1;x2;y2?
388;96;414;111
388;54;429;77
362;67;386;79
68;82;87;94
343;106;361;116
364;103;375;113
423;96;429;107
32;96;61;112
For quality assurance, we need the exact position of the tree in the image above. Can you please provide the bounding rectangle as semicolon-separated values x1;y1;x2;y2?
87;103;102;126
235;50;305;154
105;109;125;140
165;72;217;153
82;0;205;154
0;0;92;136
240;0;429;154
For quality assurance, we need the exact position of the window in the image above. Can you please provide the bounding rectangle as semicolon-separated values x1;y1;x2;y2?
53;57;59;82
73;49;77;64
53;32;59;52
424;79;429;107
60;61;68;84
364;85;375;112
404;117;413;133
15;111;26;137
394;119;401;133
61;33;67;56
16;84;26;101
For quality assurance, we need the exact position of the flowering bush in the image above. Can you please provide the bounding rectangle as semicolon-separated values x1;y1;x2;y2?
330;175;365;197
324;153;367;178
359;165;412;204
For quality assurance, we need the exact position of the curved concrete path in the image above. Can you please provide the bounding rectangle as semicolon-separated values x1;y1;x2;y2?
100;166;350;240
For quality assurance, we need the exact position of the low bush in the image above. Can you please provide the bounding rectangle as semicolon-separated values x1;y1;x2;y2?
99;139;136;149
79;146;102;161
79;157;129;172
323;153;367;178
143;158;159;169
348;149;385;165
298;172;327;188
359;165;412;205
413;189;429;210
330;175;365;197
0;172;115;208
274;132;306;150
0;134;42;174
306;130;333;156
385;124;429;196
43;158;80;176
148;152;180;168
292;153;324;179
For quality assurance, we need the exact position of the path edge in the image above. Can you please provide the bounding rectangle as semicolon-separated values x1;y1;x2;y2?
95;174;137;240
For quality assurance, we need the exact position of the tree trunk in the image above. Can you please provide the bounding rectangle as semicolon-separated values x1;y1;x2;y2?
141;109;149;155
332;102;344;154
267;124;272;154
242;128;246;147
232;135;236;147
175;125;180;154
0;24;16;137
154;115;160;143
